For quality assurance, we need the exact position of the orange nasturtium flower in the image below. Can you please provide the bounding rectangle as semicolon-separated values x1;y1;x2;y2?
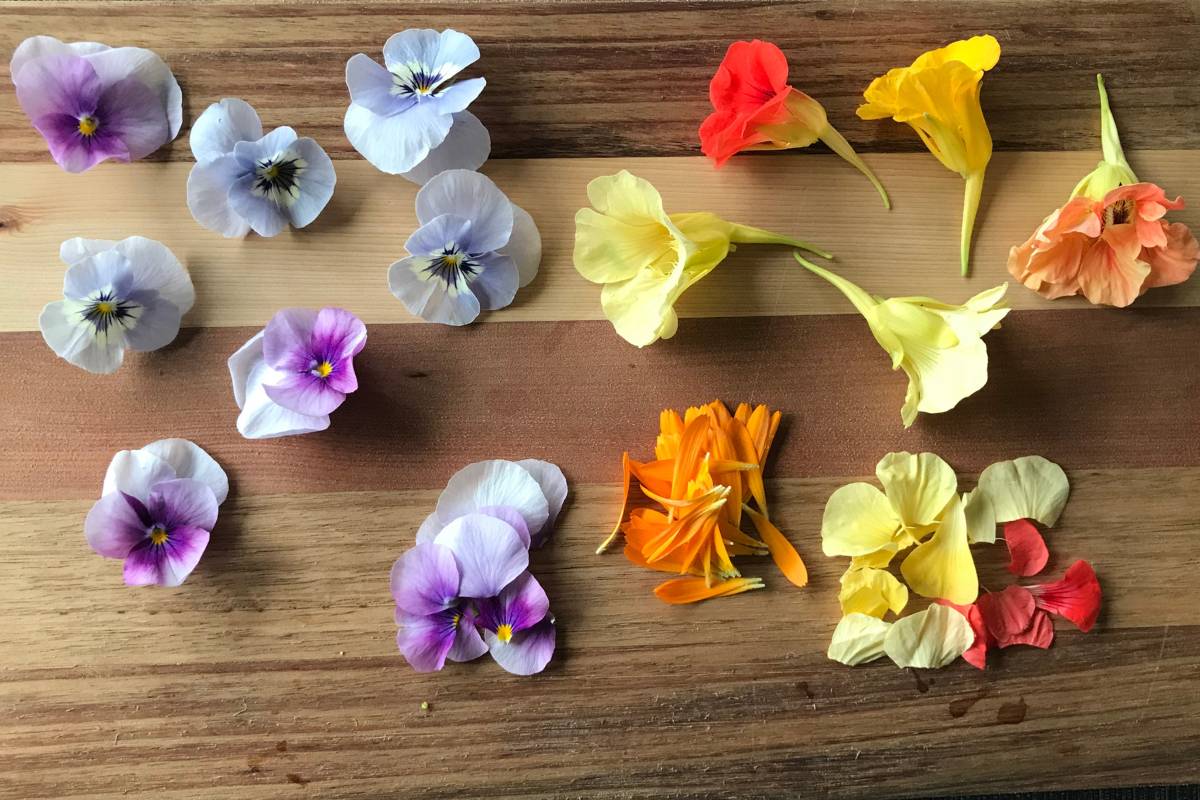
597;400;808;604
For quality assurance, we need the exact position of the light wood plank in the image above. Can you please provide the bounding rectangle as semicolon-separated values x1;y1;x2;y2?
2;151;1199;332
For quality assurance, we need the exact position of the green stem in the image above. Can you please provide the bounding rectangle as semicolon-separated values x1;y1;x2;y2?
729;224;834;260
1096;73;1133;176
792;252;878;319
819;123;891;210
960;170;984;278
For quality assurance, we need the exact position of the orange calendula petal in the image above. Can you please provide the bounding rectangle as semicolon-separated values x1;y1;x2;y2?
596;451;633;554
745;507;808;588
672;416;711;498
629;457;675;497
727;417;768;513
734;402;751;424
654;576;765;604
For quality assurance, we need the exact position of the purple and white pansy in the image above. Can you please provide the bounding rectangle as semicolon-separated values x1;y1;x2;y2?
187;98;337;238
392;459;567;675
228;307;367;440
85;439;227;587
39;236;195;374
10;35;182;173
344;28;491;182
388;169;542;325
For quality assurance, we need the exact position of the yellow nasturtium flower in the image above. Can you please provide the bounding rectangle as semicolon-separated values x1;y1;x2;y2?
858;34;1000;276
795;255;1008;427
574;170;830;347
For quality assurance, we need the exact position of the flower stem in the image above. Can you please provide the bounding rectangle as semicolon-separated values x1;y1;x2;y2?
1096;73;1134;177
960;170;984;277
792;252;878;318
819;123;891;210
595;530;621;555
729;224;833;259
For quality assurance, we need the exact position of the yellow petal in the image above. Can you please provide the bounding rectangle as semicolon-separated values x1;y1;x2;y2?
875;451;957;529
962;488;996;544
977;455;1070;526
828;613;892;666
838;567;909;618
900;494;979;604
821;482;902;557
882;603;974;669
850;545;899;570
911;34;1001;73
599;266;686;347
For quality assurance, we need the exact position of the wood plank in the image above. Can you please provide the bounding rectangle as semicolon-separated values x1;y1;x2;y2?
2;152;1198;333
1;0;1198;161
3;309;1199;500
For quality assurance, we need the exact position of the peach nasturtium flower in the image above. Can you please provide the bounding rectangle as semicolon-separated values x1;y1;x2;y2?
573;170;831;347
858;34;1000;276
1007;75;1199;307
598;401;808;604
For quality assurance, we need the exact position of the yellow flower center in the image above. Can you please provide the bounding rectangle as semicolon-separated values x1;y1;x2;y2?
77;115;99;136
442;252;464;268
94;301;116;315
313;360;333;378
495;623;513;643
149;526;169;546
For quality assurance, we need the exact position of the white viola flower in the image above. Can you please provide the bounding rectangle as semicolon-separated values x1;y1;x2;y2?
186;98;336;238
388;169;542;325
344;28;490;181
39;236;195;374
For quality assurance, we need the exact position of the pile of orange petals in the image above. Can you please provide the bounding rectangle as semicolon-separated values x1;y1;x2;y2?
601;401;808;604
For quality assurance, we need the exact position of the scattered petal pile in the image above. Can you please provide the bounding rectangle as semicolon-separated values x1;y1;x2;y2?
1008;75;1198;306
824;453;1101;670
344;28;490;181
859;34;1000;275
85;439;228;587
40;236;195;374
599;400;808;603
388;169;541;325
794;254;1009;427
11;35;182;172
700;39;890;208
228;307;367;439
392;459;567;675
573;170;831;346
187;98;337;237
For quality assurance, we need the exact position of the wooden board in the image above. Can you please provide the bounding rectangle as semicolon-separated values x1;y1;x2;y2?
2;2;1200;798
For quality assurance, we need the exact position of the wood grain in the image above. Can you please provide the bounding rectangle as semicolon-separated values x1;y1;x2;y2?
1;0;1199;161
2;151;1199;332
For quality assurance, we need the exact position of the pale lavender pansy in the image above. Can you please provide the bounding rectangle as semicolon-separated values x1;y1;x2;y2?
10;35;182;172
85;439;226;587
187;98;336;238
228;307;367;439
477;572;556;676
39;236;195;374
344;28;490;180
388;169;542;325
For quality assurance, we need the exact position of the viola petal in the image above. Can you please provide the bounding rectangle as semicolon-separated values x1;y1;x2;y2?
390;542;461;616
484;614;556;676
432;513;528;599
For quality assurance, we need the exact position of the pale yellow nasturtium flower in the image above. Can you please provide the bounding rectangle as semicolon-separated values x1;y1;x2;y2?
573;170;830;347
858;34;1000;276
882;603;974;669
795;255;1009;427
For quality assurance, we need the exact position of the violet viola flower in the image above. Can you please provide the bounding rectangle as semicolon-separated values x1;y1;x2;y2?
344;28;490;181
477;572;557;676
39;236;195;374
187;98;336;238
388;169;542;325
228;307;367;440
10;35;182;173
86;439;227;587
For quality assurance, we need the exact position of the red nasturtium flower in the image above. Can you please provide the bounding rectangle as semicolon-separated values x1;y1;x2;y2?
699;39;890;208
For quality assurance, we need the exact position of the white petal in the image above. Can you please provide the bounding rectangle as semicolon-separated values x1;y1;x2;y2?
501;203;542;289
139;439;229;505
415;512;443;545
436;459;550;537
11;35;77;79
415;169;513;252
883;604;975;669
84;44;183;138
827;613;892;666
399;110;491;185
102;449;177;501
114;236;195;314
228;331;264;410
387;255;481;325
39;300;126;374
237;358;331;440
516;459;567;540
977;456;1070;527
962;488;996;544
60;237;117;266
344;101;452;175
187;155;252;238
189;98;263;162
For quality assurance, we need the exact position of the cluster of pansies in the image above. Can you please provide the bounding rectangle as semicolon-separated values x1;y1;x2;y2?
600;401;808;603
391;460;566;674
823;454;1101;669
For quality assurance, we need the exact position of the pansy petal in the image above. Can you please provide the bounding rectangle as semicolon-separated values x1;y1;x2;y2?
475;505;531;549
85;43;183;138
228;175;289;238
447;618;488;663
284;137;337;229
262;307;318;368
123;524;209;587
149;478;218;532
466;252;519;312
345;53;403;116
388;255;482;325
405;213;474;257
415;511;443;545
1003;518;1049;576
396;610;457;672
821;482;901;557
102;449;177;502
827;613;891;666
415;169;514;252
190;97;263;162
121;296;182;352
400;110;491;185
432;513;529;599
977;585;1037;641
900;493;978;604
345;101;453;175
96;76;171;160
477;571;550;636
60;236;118;266
436;459;550;536
85;491;151;558
515;459;567;547
236;359;331;440
883;603;974;669
977;455;1070;527
433;77;486;114
187;154;253;238
876;451;958;528
390;542;461;616
264;372;347;417
138;439;228;506
501;203;542;288
114;237;194;314
39;300;126;374
484;614;556;676
382;28;480;81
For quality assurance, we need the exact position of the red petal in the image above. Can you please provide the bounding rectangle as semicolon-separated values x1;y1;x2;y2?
997;608;1055;649
1004;519;1049;576
708;40;790;114
1029;560;1103;632
937;599;989;670
977;585;1036;641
